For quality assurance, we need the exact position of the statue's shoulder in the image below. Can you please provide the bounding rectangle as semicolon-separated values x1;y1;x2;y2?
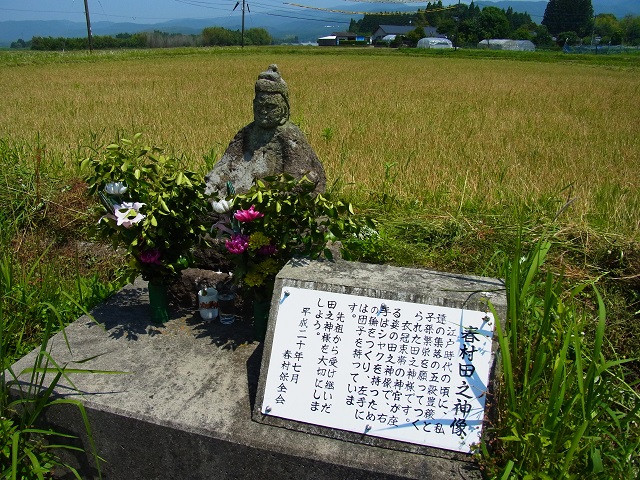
275;122;308;140
223;123;254;151
233;123;255;140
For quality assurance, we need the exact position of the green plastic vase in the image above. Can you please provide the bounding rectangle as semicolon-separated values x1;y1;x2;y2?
148;281;170;324
253;299;270;341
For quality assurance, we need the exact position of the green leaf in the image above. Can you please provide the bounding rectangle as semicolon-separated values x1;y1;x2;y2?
521;240;551;302
590;448;604;473
500;460;514;480
562;420;589;472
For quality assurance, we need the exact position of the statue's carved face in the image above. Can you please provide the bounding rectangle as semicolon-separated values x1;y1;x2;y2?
253;93;288;129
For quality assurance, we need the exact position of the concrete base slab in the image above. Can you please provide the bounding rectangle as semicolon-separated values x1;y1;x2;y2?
10;273;486;479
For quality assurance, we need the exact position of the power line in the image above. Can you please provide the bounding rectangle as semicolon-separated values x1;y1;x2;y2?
0;6;183;21
260;11;351;23
0;7;85;15
172;0;237;11
7;0;589;36
247;1;350;22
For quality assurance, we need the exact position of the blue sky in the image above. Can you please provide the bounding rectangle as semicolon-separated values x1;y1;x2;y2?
1;0;534;23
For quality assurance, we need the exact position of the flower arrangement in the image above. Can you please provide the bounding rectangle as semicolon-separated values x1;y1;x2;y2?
211;173;372;300
82;134;209;285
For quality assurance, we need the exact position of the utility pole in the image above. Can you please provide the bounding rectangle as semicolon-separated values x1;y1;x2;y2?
241;0;246;48
83;0;93;53
233;0;248;48
591;13;598;53
454;0;461;51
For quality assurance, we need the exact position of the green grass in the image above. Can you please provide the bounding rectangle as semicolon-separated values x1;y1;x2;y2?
477;238;639;478
0;138;123;478
1;301;105;479
0;139;124;366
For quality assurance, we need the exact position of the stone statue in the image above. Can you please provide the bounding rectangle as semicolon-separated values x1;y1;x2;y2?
205;64;326;198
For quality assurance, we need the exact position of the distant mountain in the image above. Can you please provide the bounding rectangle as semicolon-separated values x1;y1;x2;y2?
0;13;356;47
0;3;396;47
1;20;86;45
476;1;546;20
476;0;640;20
1;1;638;48
593;0;640;17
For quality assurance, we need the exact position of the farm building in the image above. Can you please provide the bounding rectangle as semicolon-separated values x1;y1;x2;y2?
417;37;453;49
317;35;338;46
372;25;438;42
477;39;535;51
317;32;370;46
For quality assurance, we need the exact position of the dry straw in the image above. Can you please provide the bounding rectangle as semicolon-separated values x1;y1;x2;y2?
1;50;638;237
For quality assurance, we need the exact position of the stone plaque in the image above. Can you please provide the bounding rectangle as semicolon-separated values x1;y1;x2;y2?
260;286;495;454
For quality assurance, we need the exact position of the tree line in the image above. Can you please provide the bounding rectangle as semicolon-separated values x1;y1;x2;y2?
10;27;273;51
349;0;640;47
9;0;640;50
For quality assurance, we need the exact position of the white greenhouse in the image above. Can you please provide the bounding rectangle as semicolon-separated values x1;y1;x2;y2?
477;39;535;51
417;37;453;49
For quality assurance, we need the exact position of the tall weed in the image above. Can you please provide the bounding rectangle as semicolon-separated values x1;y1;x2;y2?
0;301;105;479
0;138;122;363
480;238;640;478
0;137;123;479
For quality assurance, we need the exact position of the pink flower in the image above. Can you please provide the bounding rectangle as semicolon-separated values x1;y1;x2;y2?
234;205;264;222
257;244;278;256
225;234;249;254
139;248;162;265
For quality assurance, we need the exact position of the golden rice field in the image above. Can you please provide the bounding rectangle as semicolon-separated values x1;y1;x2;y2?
1;47;639;238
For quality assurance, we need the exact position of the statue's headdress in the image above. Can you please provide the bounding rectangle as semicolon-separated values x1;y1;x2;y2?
255;64;289;109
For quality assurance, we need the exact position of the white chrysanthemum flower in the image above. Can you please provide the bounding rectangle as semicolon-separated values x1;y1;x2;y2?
105;182;128;195
211;198;234;214
113;201;145;228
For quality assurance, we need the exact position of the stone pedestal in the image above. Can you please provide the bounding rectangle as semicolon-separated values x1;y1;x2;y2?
9;260;505;479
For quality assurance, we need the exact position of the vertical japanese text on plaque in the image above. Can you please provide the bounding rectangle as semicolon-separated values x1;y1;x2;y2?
261;287;494;453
